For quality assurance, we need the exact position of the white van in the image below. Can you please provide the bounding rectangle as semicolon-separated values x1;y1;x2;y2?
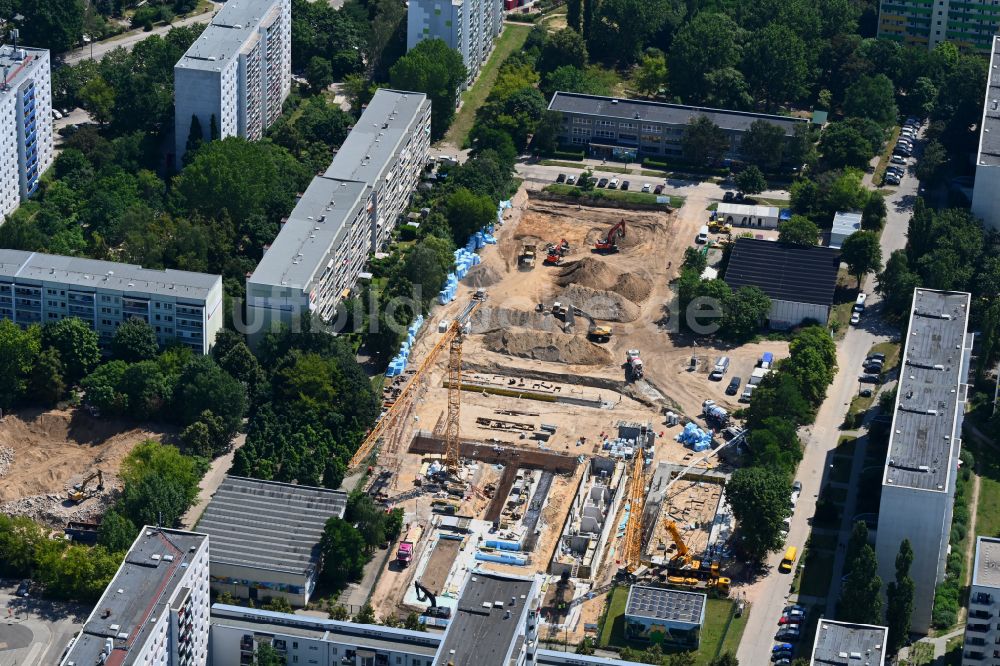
697;225;709;243
709;356;730;380
854;292;867;312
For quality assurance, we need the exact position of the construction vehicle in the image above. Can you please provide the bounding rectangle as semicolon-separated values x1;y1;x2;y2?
625;349;644;379
551;302;568;318
594;219;626;253
415;581;452;618
348;291;487;471
708;220;732;234
544;239;570;265
68;470;104;503
519;244;537;269
702;399;729;426
587;323;612;342
661;519;730;596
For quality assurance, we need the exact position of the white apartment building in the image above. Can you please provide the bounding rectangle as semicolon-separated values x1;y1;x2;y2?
407;0;503;88
875;288;973;633
1;43;53;220
173;0;291;163
61;527;211;666
245;89;430;344
972;37;1000;232
963;537;1000;665
0;249;223;354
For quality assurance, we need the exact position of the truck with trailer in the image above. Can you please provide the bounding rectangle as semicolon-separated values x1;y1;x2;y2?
397;524;422;567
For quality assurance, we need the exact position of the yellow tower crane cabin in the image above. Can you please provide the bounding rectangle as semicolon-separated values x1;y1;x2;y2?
348;291;487;471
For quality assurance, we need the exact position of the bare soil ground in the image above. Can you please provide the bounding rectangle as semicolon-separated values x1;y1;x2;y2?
420;537;462;595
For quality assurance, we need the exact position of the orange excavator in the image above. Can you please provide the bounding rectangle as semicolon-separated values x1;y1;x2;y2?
594;219;626;253
544;239;570;265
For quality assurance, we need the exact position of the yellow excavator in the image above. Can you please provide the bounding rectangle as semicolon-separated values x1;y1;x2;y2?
663;519;730;596
68;470;104;503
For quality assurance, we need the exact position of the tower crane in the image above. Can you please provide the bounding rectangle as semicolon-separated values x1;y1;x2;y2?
618;452;647;576
348;291;487;471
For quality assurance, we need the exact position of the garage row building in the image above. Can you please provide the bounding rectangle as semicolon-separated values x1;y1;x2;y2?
546;91;808;163
245;88;431;346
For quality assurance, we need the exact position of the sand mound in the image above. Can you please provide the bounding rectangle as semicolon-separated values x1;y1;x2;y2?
612;272;652;303
463;263;502;288
470;306;558;334
484;329;613;365
558;284;640;323
556;258;616;291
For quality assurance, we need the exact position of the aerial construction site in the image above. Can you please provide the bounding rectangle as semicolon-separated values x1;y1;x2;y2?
360;186;789;644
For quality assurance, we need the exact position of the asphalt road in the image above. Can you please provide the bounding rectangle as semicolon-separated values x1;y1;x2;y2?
0;583;87;666
735;136;921;664
62;4;220;64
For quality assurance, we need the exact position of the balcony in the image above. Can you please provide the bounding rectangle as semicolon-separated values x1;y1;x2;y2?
974;593;995;606
964;652;985;661
968;623;991;633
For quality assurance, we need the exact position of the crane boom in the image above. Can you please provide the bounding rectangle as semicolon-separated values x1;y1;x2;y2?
620;453;646;573
348;294;486;470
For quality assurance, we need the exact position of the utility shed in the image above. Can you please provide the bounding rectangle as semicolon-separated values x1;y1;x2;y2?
716;203;781;229
197;476;348;606
830;211;862;249
809;619;887;666
723;237;840;329
624;586;706;648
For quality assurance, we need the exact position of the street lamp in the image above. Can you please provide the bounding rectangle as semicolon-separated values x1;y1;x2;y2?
83;34;93;60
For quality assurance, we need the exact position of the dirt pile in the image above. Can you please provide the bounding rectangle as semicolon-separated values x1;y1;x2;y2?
463;263;503;288
2;491;117;527
557;284;640;322
0;446;12;478
483;329;613;365
612;272;652;303
471;306;560;334
556;258;616;291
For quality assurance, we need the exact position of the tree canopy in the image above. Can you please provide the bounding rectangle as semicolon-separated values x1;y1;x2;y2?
726;467;791;560
389;39;467;140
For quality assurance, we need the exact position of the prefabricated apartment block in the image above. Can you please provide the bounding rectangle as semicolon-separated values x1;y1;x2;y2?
0;249;223;354
971;36;1000;232
875;288;973;633
245;89;431;344
174;0;291;162
962;536;1000;665
407;0;503;88
809;619;888;666
878;0;1000;51
1;43;53;220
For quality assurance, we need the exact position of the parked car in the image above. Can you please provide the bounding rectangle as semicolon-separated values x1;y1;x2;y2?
641;183;651;192
52;109;63;120
566;175;576;185
784;605;806;615
726;376;742;395
890;155;906;165
556;173;566;183
774;660;791;666
779;615;803;625
792;480;802;493
869;353;886;363
608;178;619;189
16;579;30;597
851;311;862;325
723;191;736;202
621;180;630;190
859;373;881;384
654;184;664;194
597;178;609;188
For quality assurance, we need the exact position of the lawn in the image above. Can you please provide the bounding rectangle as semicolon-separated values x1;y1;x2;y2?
794;548;835;599
443;23;532;147
869;341;902;372
544;183;684;208
829;301;854;339
753;197;791;207
808;532;839;551
976;449;1000;539
599;588;743;665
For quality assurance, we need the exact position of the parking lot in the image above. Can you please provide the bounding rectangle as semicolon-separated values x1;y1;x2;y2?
0;582;86;666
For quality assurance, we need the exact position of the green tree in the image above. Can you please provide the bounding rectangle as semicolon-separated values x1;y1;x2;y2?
81;360;129;416
862;192;887;230
172;355;247;437
915;139;947;185
354;603;377;624
389;38;467;140
735;166;767;196
539;28;588;72
566;0;582;31
404;612;425;631
839;544;883;625
681;246;707;274
98;510;137;552
668;13;743;104
0;320;40;408
843;74;898;127
725;467;792;560
820;122;875;170
42;317;101;384
886;539;915;654
682;115;729;165
586;0;680;64
778;216;820;246
840;231;883;288
709;654;739;666
28;347;66;406
741;120;787;172
905;76;937;118
631;49;668;98
79;76;116;126
306;56;334;93
111;317;159;362
186;114;204;156
255;643;285;666
320;518;367;587
444;187;495;244
119;440;202;527
19;0;85;54
722;286;771;341
743;24;809;108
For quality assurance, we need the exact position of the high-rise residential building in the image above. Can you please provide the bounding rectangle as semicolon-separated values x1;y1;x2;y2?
174;0;291;162
406;0;503;88
1;43;53;220
60;527;211;666
0;249;223;354
877;0;1000;51
875;288;973;633
971;36;1000;232
245;89;430;344
963;537;1000;665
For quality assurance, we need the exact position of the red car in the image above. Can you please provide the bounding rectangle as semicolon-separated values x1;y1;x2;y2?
779;615;803;625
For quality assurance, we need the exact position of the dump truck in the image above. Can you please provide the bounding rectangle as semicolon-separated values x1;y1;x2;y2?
625;349;644;379
519;244;536;269
702;400;728;426
748;367;771;386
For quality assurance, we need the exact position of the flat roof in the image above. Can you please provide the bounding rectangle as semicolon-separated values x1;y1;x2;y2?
196;476;347;576
248;177;368;290
717;202;780;218
324;88;429;185
211;605;442;655
0;249;220;301
536;650;650;666
831;211;863;236
434;571;535;666
883;289;971;491
976;36;1000;167
625;586;706;626
0;44;48;94
176;0;280;72
810;619;887;666
972;536;1000;589
547;92;808;135
62;528;207;666
724;237;840;306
